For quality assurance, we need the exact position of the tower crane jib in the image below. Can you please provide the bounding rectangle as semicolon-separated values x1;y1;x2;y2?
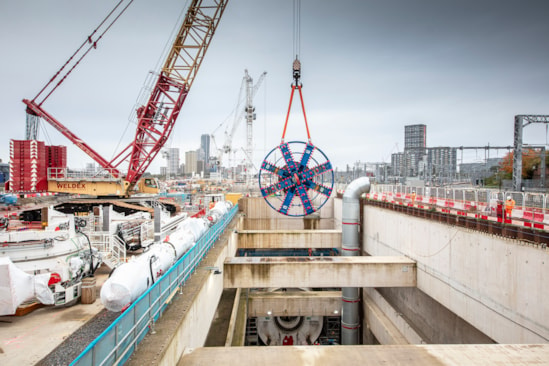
221;69;266;170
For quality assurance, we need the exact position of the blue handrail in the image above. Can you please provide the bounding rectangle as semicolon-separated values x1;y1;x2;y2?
71;204;238;366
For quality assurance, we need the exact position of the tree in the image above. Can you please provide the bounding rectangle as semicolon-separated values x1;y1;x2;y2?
499;148;542;179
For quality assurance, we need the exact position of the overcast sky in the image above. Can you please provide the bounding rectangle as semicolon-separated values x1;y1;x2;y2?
1;0;548;174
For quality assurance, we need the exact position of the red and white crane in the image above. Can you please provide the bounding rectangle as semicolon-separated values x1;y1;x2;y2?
22;0;228;196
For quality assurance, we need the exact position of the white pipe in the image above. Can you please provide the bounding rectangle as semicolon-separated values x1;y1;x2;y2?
341;177;370;345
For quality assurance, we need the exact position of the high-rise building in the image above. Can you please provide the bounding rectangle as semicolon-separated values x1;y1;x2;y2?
200;134;210;168
404;124;426;150
391;152;405;180
427;147;457;184
166;147;180;177
404;124;427;177
185;150;197;175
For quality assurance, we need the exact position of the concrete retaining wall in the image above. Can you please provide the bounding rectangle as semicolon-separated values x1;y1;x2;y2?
362;205;549;343
127;218;241;366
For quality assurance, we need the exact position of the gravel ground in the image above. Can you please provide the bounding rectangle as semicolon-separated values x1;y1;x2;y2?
35;308;121;366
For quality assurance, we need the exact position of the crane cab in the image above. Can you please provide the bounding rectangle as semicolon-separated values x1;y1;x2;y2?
136;177;160;195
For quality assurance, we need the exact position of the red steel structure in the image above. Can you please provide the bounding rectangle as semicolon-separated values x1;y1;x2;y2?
23;0;228;195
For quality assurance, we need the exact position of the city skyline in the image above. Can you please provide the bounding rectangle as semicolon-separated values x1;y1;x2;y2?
1;0;548;174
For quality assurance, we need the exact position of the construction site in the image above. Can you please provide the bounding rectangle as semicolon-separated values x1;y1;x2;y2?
1;0;549;365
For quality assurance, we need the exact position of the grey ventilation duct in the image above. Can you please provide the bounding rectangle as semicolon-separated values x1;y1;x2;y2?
341;176;370;345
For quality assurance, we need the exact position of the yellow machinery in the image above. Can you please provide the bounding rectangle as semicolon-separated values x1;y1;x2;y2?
47;176;159;197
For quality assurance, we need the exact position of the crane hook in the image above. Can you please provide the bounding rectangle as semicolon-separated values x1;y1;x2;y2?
292;57;301;86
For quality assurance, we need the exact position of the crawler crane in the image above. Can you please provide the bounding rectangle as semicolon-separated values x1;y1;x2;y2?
22;0;228;197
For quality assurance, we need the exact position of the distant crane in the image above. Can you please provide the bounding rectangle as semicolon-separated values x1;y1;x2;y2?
211;69;266;177
243;69;267;184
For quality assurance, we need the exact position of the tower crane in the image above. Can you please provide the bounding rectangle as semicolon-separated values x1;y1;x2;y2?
244;69;267;184
22;0;228;197
211;69;266;175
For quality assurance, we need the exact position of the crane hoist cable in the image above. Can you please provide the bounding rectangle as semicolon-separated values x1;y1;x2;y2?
293;0;301;60
32;0;135;106
258;0;334;217
281;0;310;143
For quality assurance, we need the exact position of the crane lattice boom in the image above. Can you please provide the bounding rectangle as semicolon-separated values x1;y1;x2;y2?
23;0;228;196
123;0;228;192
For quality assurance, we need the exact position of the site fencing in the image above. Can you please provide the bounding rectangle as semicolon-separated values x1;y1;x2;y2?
369;184;549;229
70;204;238;366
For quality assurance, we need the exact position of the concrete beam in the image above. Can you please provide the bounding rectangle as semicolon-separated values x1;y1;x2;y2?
364;292;408;345
247;291;342;317
363;288;425;345
223;256;416;288
179;344;549;366
237;230;341;249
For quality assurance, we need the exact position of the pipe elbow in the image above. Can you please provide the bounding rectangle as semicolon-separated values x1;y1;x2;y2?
343;177;371;201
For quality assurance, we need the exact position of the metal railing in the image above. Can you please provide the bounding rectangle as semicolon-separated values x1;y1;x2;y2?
87;232;127;269
371;184;549;213
70;204;238;366
47;167;120;181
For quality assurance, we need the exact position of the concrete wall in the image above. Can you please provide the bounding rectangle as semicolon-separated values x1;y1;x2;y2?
239;197;335;230
362;204;549;344
237;230;342;249
375;287;494;344
128;219;241;366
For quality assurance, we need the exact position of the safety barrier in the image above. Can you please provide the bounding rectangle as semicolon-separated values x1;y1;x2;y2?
370;185;549;230
365;199;549;246
70;204;238;366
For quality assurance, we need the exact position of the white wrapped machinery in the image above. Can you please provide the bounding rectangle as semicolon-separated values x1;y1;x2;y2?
100;243;176;312
0;209;102;314
0;257;54;315
100;201;233;312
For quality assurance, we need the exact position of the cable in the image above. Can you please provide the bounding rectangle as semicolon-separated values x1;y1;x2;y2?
293;0;301;59
34;0;136;105
149;255;157;285
78;231;96;275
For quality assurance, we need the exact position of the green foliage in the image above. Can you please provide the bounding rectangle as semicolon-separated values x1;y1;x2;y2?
499;148;543;179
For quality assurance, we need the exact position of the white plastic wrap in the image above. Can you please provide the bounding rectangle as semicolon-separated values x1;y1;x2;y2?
167;229;195;258
179;218;209;241
0;257;54;315
207;201;233;223
100;203;232;312
101;244;176;312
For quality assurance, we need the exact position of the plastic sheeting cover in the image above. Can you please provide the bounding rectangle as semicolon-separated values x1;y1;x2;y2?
100;202;232;312
0;257;54;315
101;243;177;312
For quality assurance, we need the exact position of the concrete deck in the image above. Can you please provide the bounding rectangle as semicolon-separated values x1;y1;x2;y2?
179;344;549;365
223;256;417;288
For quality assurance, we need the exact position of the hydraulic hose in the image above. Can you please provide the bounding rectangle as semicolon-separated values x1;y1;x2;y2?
149;255;157;285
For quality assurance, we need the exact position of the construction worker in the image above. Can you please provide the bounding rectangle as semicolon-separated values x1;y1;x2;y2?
505;195;515;219
411;191;416;205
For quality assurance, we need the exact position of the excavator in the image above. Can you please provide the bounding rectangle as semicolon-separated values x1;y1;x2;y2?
22;0;228;197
